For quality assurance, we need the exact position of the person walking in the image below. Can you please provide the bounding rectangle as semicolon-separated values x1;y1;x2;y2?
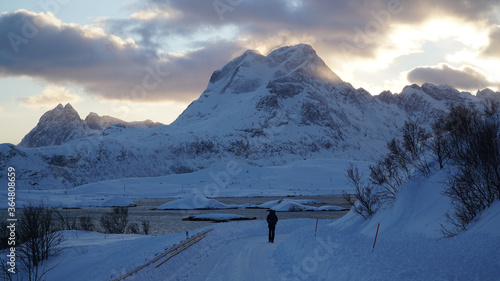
267;209;278;243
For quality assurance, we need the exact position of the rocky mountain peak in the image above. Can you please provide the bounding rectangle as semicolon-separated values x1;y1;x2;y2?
19;104;164;148
203;44;343;97
19;103;87;148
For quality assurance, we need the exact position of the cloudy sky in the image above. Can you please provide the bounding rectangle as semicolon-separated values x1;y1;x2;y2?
1;0;499;144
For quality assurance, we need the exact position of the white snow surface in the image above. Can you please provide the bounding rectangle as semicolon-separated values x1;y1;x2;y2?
100;197;137;207
4;166;498;281
0;158;370;208
156;194;237;210
260;199;346;212
3;45;497;192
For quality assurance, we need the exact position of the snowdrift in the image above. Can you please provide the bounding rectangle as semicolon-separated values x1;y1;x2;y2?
5;166;498;281
100;197;137;207
155;194;238;210
274;167;500;280
257;199;346;212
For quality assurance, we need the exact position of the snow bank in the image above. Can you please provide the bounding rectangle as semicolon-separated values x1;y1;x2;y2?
273;165;500;280
272;200;317;211
100;197;136;207
5;158;370;209
466;200;500;235
255;199;346;212
155;194;237;210
256;199;320;209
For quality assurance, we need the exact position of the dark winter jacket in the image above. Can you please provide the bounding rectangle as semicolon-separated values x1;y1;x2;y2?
267;210;278;227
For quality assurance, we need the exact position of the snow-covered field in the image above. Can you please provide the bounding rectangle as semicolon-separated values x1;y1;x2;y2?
0;158;370;209
4;163;499;280
155;195;345;212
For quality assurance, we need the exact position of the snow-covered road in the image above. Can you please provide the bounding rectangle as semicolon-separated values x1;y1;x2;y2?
127;219;306;281
199;234;282;280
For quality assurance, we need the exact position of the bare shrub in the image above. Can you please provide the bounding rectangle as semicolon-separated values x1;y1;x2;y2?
343;164;379;219
78;216;94;232
127;222;140;234
483;98;500;118
141;220;151;235
428;119;451;170
99;207;129;234
401;121;429;158
442;119;500;236
54;211;77;231
17;204;64;281
369;155;405;202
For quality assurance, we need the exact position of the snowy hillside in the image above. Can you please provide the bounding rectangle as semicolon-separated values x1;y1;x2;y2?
0;158;370;208
2;44;500;190
8;166;498;281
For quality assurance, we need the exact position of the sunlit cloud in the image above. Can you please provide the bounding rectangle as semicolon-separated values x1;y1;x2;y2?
406;63;498;91
130;7;182;21
18;85;83;108
2;0;500;105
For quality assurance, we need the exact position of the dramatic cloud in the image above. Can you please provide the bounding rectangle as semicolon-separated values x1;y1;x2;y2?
0;10;244;102
18;85;83;107
1;0;500;103
407;64;497;90
483;26;500;58
119;0;500;59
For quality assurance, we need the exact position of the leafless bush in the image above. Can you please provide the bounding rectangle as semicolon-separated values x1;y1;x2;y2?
443;104;480;147
17;204;64;281
401;121;429;158
99;207;129;234
369;155;405;202
127;222;140;234
54;211;77;231
343;164;379;219
483;98;500;118
428;119;451;170
442;118;500;236
78;216;95;232
141;220;151;235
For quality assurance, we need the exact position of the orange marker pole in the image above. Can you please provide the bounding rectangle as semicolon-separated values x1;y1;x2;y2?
372;223;380;253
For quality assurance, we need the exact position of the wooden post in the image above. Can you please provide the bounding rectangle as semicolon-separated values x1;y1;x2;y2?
372;223;380;253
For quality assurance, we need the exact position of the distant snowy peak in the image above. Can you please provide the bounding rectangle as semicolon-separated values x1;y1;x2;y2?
203;44;343;97
476;88;500;100
173;44;349;128
84;112;163;130
19;103;87;148
267;44;343;84
19;104;164;148
85;112;124;130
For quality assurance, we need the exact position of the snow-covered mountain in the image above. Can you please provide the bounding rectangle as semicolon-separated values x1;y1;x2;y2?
19;103;88;148
2;44;500;190
18;104;163;148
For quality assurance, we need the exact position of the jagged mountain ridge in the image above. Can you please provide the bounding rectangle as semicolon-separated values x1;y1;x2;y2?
2;44;500;190
18;103;163;148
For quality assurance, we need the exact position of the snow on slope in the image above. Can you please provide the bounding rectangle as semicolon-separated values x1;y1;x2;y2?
0;158;370;208
273;166;500;280
3;44;497;191
156;194;237;210
18;103;163;148
18;103;88;148
270;200;346;212
5;163;498;280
